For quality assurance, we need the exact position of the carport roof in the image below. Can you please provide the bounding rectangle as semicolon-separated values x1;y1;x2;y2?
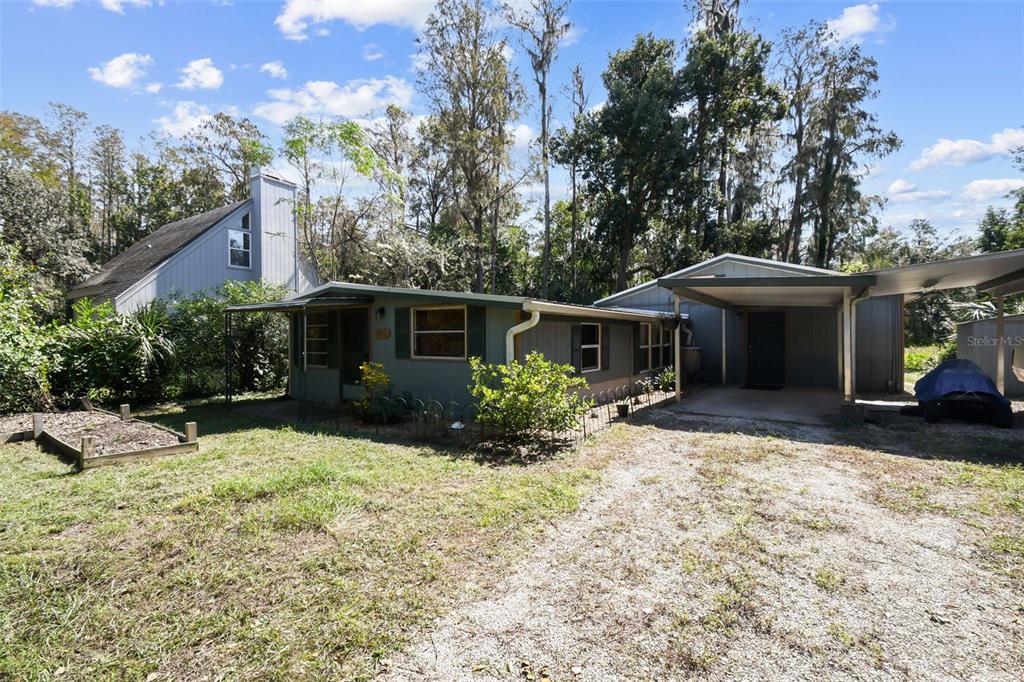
657;249;1024;308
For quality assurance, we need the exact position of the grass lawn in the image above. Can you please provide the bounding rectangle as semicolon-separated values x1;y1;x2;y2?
0;400;622;680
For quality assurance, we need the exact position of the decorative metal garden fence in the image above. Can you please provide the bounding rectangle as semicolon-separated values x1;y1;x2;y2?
291;380;676;445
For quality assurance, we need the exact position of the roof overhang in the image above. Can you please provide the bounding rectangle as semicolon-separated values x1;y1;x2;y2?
525;300;680;322
657;275;876;308
868;248;1024;298
225;296;373;313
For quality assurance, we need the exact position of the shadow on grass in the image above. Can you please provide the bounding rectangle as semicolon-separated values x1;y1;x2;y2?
135;396;570;468
636;402;1024;467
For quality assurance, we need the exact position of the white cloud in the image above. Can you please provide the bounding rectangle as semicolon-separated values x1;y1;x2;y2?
87;52;152;89
177;58;224;90
275;0;433;40
409;52;430;72
512;123;534;150
100;0;150;13
260;61;289;79
144;82;162;94
826;3;893;43
31;0;77;8
887;178;915;195
886;178;950;203
960;178;1024;203
253;76;415;125
909;128;1024;171
154;101;214;137
561;25;585;47
363;43;385;61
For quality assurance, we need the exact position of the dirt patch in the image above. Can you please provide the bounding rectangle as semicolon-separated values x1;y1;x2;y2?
0;413;35;434
39;411;118;436
385;410;1024;681
54;419;181;455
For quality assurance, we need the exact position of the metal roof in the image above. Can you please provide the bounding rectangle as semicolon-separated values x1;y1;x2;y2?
595;253;839;305
866;248;1024;298
230;282;680;322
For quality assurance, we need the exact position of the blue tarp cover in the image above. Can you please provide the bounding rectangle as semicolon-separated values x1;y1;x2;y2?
914;358;1010;405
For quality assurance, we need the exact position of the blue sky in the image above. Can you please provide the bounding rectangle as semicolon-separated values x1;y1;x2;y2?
1;0;1022;242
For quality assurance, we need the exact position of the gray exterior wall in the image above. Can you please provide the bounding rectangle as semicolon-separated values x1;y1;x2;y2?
855;295;904;393
957;314;1024;398
517;317;649;395
116;174;316;313
287;296;658;406
596;273;902;392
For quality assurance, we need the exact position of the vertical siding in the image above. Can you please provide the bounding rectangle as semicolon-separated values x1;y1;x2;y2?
785;308;839;388
253;175;317;293
855;295;903;393
517;317;638;393
116;203;256;313
957;315;1024;397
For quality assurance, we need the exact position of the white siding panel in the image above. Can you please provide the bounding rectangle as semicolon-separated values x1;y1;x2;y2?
116;205;256;312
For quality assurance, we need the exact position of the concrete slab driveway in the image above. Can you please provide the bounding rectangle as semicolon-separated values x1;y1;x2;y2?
386;409;1024;681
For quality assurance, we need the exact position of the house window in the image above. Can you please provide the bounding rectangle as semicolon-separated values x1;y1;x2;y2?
639;323;652;372
659;326;673;368
581;323;601;372
229;214;251;268
305;312;328;367
412;306;466;359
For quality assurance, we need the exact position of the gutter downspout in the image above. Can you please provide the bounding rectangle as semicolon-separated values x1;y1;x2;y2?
506;308;541;364
849;286;874;400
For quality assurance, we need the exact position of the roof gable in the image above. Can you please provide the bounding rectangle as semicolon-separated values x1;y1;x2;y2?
67;200;250;302
594;254;838;305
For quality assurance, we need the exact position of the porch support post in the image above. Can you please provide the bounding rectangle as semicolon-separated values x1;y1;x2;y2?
721;308;727;385
842;288;853;402
674;295;682;403
996;294;1006;394
224;311;232;405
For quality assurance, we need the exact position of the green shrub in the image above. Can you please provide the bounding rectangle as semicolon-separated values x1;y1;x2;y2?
353;361;404;424
49;299;176;405
168;281;289;397
655;365;677;392
468;352;591;440
0;244;53;413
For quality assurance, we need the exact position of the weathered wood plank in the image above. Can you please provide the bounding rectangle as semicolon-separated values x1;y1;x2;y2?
80;441;199;469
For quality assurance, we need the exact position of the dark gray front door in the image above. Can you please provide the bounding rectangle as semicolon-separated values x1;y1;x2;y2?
747;311;785;386
340;309;370;385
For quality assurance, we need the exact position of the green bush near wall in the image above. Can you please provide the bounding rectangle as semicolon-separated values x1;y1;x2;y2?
469;352;592;441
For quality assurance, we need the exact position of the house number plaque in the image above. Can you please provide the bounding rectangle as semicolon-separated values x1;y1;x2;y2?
375;328;391;339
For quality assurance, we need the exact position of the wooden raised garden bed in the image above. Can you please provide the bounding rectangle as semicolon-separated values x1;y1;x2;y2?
28;402;198;471
1;413;36;444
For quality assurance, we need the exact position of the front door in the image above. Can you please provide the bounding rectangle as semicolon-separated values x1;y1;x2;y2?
340;309;370;386
747;311;785;386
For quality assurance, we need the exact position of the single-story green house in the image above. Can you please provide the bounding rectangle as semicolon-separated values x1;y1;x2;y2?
226;282;681;406
227;249;1024;411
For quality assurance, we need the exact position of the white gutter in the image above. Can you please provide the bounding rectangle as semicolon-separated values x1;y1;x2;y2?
506;310;541;364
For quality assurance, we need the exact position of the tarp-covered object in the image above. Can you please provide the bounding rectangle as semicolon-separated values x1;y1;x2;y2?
914;358;1010;405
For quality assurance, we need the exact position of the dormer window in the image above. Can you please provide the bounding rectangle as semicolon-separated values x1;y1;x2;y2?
229;213;251;268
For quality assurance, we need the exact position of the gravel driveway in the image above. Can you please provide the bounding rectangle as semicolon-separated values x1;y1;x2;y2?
386;409;1024;681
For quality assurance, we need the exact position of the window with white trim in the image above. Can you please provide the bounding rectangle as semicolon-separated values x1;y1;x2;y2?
228;213;251;268
305;312;328;367
412;306;466;359
581;323;601;372
639;323;652;372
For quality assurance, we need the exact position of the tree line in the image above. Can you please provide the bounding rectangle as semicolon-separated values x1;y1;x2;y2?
2;0;1021;331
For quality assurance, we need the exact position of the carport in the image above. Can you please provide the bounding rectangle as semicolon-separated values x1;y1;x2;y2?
658;248;1024;411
